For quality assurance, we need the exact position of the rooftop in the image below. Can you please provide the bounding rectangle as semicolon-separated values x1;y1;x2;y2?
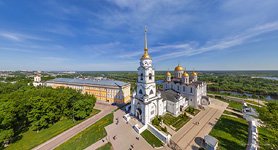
160;90;184;102
46;78;129;87
204;135;218;147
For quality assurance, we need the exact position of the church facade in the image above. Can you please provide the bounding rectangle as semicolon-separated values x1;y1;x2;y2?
130;28;209;125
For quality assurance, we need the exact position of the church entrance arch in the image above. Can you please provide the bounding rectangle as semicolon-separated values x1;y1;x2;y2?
136;107;142;120
201;96;210;105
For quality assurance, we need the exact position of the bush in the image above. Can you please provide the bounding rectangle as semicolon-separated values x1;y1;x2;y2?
162;126;167;132
152;117;160;126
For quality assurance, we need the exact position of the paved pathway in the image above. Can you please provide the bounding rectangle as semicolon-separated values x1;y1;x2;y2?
86;108;165;150
33;102;117;150
226;108;243;116
84;136;108;150
172;98;228;150
104;109;154;150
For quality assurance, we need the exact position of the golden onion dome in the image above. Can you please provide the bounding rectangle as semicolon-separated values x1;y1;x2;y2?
166;71;171;76
174;64;184;71
192;72;198;76
141;49;151;59
182;72;189;77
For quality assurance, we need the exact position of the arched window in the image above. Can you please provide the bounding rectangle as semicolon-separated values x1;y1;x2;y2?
139;89;143;94
190;87;193;93
150;90;154;95
149;73;152;80
140;73;143;80
183;86;185;92
177;86;179;91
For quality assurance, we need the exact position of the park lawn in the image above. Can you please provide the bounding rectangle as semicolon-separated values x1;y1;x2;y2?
172;116;190;131
162;113;177;126
96;142;113;150
223;110;243;118
216;98;243;112
185;107;200;116
6;109;101;150
227;101;243;112
161;113;190;131
55;113;113;150
258;127;276;150
223;110;233;115
141;130;163;147
209;115;248;150
245;99;262;105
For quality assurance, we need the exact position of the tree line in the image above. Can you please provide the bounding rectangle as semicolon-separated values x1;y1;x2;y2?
0;82;96;147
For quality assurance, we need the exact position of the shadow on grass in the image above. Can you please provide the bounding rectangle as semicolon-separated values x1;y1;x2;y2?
210;116;248;150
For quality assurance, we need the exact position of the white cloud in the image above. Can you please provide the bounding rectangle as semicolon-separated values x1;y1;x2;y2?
0;31;49;42
154;22;278;61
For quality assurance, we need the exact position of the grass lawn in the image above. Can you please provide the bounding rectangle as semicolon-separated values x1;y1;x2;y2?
172;117;190;131
217;98;243;112
161;113;190;131
209;115;248;150
55;113;113;150
96;142;113;150
162;113;177;126
141;130;163;147
185;107;200;116
258;127;276;150
223;110;242;118
245;99;261;105
227;101;243;112
6;109;101;150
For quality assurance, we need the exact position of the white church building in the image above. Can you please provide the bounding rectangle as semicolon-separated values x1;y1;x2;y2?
33;73;44;87
130;28;209;125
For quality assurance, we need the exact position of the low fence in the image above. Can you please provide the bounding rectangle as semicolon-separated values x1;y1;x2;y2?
133;124;147;134
246;120;258;150
147;124;171;144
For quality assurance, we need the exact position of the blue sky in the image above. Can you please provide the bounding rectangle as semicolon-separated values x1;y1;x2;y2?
0;0;278;71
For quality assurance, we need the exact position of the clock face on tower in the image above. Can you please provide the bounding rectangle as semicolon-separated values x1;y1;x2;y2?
141;59;152;67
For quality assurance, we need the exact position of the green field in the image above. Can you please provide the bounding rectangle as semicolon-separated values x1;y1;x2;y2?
6;109;100;150
209;115;248;150
141;130;163;147
96;142;113;150
55;113;113;150
258;127;277;150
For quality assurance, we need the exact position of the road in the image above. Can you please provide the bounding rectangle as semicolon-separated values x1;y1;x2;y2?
33;102;117;150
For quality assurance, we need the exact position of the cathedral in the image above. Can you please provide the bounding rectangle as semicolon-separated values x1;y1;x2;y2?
130;28;209;125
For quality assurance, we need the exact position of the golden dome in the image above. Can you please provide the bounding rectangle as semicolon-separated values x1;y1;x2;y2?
166;71;171;76
141;49;151;59
175;64;184;71
182;72;189;77
192;72;198;76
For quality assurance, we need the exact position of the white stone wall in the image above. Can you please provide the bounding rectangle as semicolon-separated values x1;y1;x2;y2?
147;124;171;144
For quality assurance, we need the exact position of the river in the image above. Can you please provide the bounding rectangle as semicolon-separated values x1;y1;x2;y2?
219;90;278;100
251;76;278;81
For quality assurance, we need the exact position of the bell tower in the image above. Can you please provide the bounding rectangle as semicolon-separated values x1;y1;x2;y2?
136;26;156;102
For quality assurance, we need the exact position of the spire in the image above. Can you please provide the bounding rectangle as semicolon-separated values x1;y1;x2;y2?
144;26;148;50
141;26;151;59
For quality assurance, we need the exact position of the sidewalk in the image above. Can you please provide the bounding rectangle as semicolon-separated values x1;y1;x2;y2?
33;103;117;150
